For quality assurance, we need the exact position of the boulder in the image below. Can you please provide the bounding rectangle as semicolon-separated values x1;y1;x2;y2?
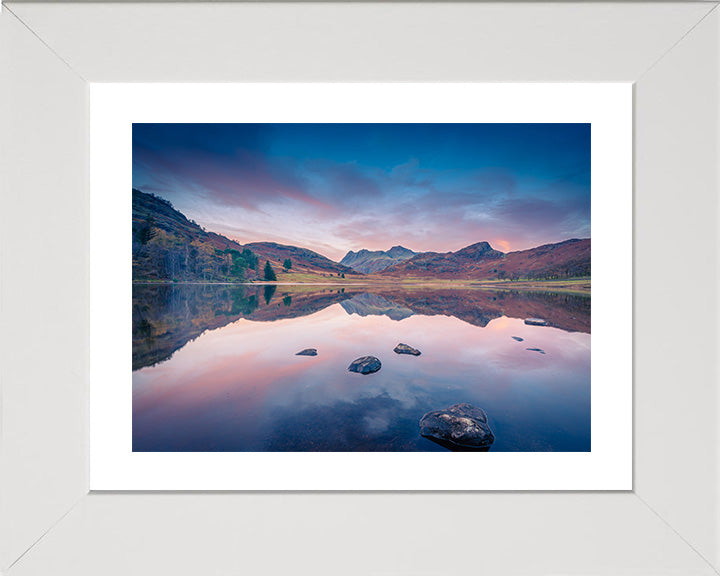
296;348;317;356
511;336;524;342
348;356;382;374
524;318;547;326
526;347;546;354
394;343;421;356
419;403;494;449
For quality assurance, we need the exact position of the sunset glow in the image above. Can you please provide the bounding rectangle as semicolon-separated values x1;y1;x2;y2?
132;123;591;260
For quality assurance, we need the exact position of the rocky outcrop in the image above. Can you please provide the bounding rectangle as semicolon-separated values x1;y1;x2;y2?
393;343;421;356
524;318;548;326
296;348;317;356
348;356;382;374
526;348;546;354
419;403;494;449
512;336;524;342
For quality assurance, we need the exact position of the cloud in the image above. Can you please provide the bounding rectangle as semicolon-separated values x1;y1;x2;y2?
133;124;590;258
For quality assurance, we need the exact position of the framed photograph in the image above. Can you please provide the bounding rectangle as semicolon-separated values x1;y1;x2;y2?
2;2;718;575
90;83;631;490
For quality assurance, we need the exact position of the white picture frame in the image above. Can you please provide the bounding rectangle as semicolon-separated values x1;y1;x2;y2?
1;2;718;574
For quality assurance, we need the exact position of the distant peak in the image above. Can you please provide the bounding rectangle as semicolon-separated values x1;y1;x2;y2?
387;245;414;256
456;241;494;253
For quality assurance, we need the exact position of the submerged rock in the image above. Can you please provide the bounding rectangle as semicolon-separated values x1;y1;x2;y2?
419;403;494;449
524;318;548;326
511;336;524;342
394;343;421;356
296;348;318;356
526;347;546;354
348;356;382;374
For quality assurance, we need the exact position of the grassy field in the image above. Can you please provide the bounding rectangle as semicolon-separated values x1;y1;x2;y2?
135;271;591;295
263;272;591;295
471;278;591;295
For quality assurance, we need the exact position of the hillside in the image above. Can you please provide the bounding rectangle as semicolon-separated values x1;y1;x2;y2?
378;239;589;281
133;189;358;282
244;242;358;277
475;238;591;280
133;189;259;282
340;245;416;273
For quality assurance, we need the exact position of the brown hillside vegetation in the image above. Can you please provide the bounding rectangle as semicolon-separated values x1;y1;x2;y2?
379;239;590;281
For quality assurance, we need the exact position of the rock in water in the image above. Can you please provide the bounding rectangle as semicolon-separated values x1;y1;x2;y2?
394;343;421;356
524;318;547;326
419;403;494;449
296;348;317;356
348;356;382;374
526;347;546;354
511;336;524;342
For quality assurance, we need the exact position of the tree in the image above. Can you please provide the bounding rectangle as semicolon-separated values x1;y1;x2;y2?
264;260;277;281
283;258;292;271
137;217;157;246
341;273;345;278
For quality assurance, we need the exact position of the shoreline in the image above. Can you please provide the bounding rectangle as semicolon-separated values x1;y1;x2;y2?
132;278;592;295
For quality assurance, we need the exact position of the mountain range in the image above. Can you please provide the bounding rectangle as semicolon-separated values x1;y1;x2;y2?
379;238;590;281
340;246;416;273
132;189;590;282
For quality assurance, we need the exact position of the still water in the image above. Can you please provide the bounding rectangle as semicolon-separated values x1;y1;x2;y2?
133;284;590;452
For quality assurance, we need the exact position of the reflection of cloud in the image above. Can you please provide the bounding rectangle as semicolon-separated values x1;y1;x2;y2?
363;413;391;434
133;295;591;451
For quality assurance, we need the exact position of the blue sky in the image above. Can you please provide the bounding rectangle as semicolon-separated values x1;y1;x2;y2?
133;123;590;260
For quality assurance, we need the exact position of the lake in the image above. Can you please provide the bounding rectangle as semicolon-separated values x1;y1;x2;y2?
132;283;590;452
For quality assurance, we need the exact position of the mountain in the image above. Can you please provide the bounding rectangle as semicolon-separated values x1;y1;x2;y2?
475;238;591;280
245;242;358;277
340;245;416;274
379;241;503;278
134;188;590;283
379;239;590;281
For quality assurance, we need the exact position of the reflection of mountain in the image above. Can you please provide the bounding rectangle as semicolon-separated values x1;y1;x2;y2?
340;293;414;321
383;289;590;332
133;284;590;371
133;284;352;370
133;189;359;281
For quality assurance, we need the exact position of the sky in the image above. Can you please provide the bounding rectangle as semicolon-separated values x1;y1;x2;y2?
132;123;590;261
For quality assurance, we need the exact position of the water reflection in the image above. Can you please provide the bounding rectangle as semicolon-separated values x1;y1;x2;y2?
132;284;590;452
133;284;590;371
